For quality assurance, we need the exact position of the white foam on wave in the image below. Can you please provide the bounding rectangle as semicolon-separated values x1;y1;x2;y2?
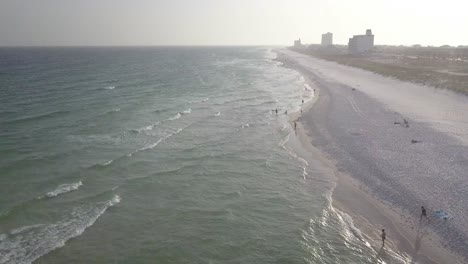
133;122;160;133
104;86;115;90
45;181;83;198
167;113;181;121
181;109;191;115
127;126;185;157
214;112;221;117
10;224;45;235
140;138;164;151
279;133;309;180
202;97;209;102
301;190;410;263
103;108;121;115
241;123;250;128
0;195;120;264
101;160;113;166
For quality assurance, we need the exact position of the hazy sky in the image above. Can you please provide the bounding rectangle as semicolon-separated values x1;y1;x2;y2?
1;0;467;46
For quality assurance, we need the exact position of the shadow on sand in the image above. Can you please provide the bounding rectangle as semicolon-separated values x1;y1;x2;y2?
410;220;428;263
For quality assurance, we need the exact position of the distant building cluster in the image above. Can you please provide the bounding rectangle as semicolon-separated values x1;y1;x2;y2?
348;29;374;54
294;38;302;47
292;28;375;55
321;32;333;46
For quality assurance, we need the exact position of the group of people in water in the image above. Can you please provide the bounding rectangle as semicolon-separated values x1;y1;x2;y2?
272;99;306;133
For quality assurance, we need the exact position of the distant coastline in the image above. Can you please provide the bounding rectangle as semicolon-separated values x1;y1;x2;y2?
289;45;468;95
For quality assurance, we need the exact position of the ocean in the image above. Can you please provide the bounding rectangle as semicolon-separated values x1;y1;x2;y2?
0;47;407;263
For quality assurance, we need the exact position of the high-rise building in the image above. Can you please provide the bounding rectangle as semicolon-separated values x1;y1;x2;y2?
321;32;333;46
348;29;374;54
294;38;302;47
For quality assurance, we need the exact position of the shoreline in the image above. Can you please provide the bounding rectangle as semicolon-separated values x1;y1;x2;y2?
279;54;466;264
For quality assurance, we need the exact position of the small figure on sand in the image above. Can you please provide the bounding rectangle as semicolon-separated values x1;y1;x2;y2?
302;99;304;104
420;206;430;222
381;229;386;246
300;108;303;114
284;110;288;114
403;119;409;128
275;109;278;115
294;121;297;130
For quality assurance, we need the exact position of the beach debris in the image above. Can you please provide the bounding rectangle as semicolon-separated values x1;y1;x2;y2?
352;88;356;91
411;139;422;144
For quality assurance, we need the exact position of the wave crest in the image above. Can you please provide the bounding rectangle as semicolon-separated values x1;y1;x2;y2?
46;181;83;198
167;113;181;121
0;195;120;264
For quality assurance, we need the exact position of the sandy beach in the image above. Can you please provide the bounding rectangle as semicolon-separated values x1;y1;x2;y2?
280;49;468;264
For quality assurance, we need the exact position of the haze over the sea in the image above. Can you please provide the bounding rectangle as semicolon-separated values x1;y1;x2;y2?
0;0;467;46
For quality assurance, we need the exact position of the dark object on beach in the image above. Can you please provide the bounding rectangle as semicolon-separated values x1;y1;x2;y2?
394;119;409;128
381;229;386;246
420;206;430;222
294;122;297;130
352;88;356;91
275;109;278;114
302;99;304;104
403;119;409;128
284;110;288;114
411;139;422;144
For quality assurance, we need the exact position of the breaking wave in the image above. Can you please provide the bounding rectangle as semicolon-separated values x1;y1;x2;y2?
45;181;83;198
132;122;161;133
167;113;181;121
279;133;309;180
0;195;121;264
101;160;113;166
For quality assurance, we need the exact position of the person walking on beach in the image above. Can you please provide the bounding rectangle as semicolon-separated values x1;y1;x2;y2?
420;206;429;222
294;122;297;131
302;99;304;104
381;229;386;246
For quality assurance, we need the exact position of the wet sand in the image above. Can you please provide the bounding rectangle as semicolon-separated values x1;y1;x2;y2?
280;50;468;264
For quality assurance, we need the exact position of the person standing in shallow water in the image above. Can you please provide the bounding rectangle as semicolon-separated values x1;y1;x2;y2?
381;229;386;246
